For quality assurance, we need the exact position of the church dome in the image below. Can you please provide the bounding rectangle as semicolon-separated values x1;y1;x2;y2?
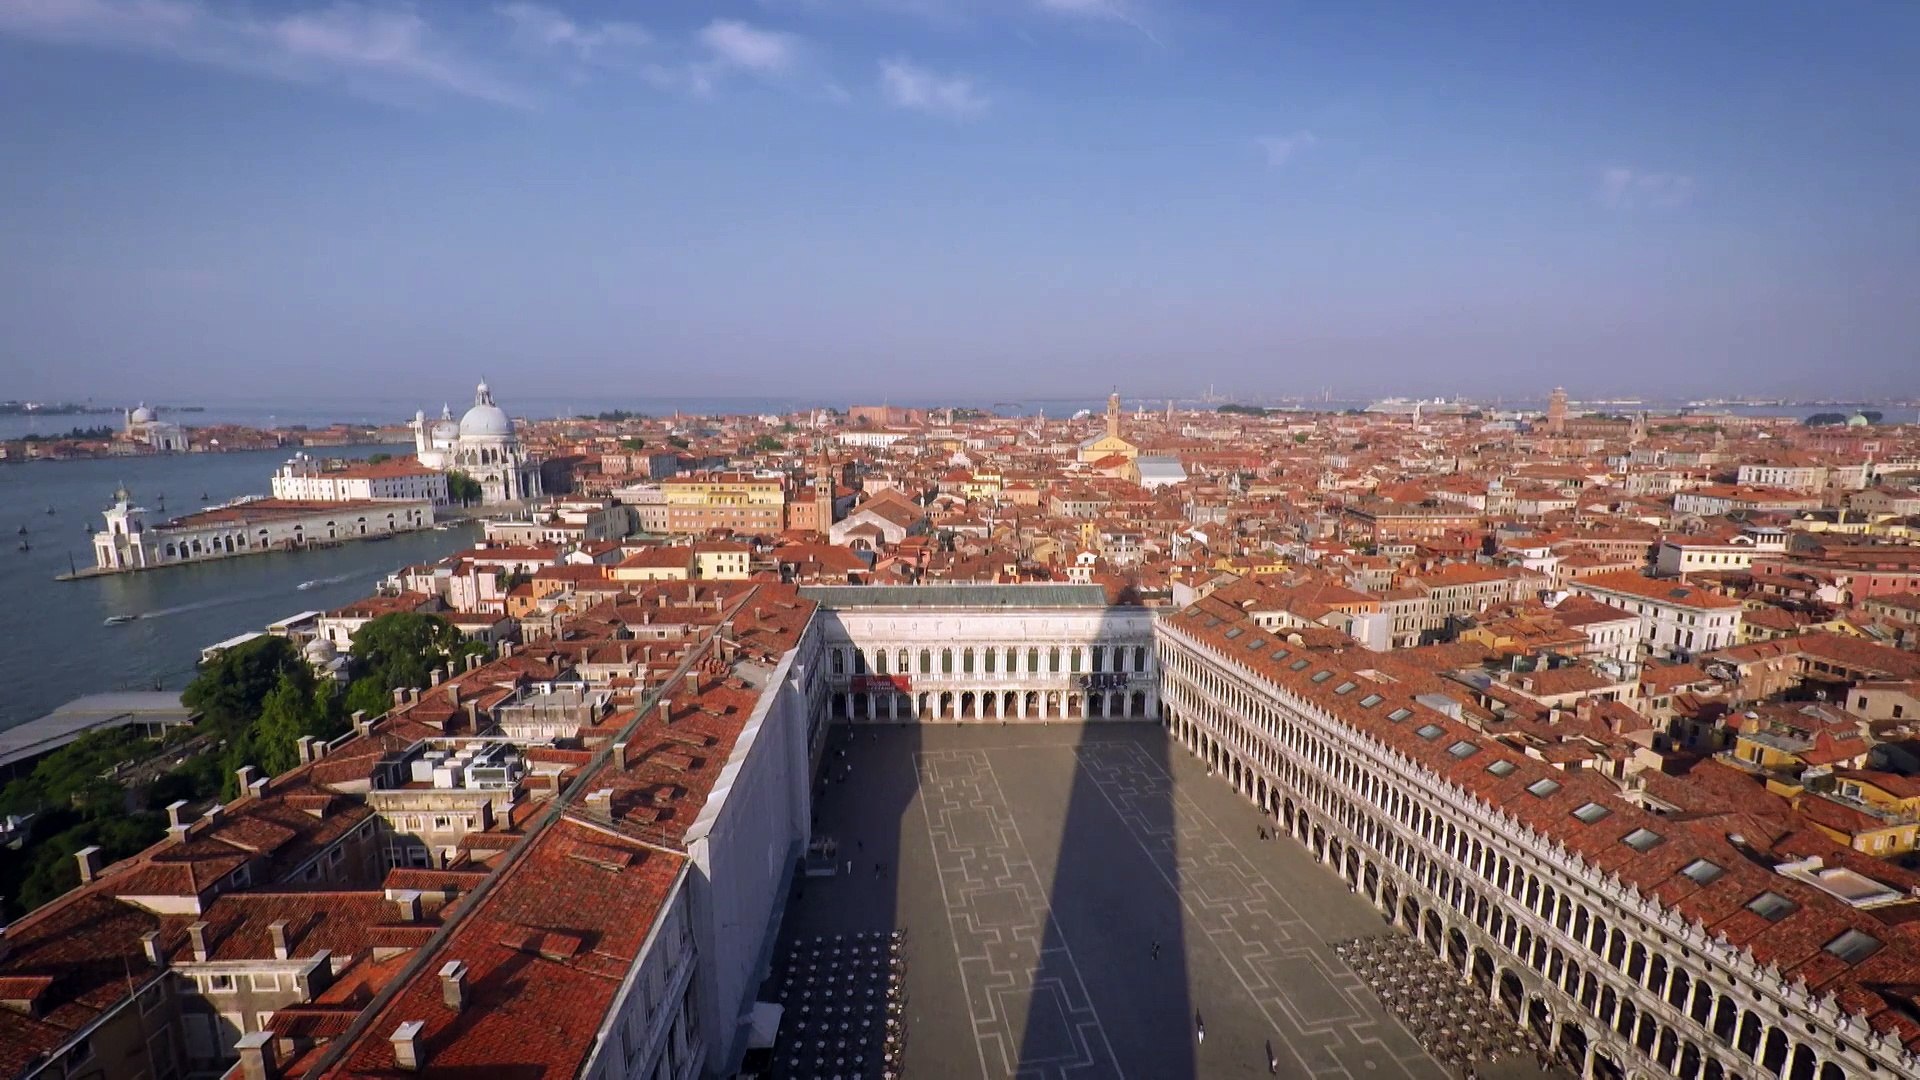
303;637;338;663
129;404;156;424
457;379;514;439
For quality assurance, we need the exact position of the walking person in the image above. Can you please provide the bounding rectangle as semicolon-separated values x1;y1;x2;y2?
1266;1039;1278;1074
1195;1010;1205;1044
1151;940;1161;960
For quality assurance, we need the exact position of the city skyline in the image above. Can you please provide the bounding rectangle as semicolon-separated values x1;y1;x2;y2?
2;1;1917;401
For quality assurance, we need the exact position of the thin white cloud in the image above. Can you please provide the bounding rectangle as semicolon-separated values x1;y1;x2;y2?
643;18;809;97
1034;0;1159;44
1600;166;1695;208
0;0;529;106
879;57;987;118
699;19;800;75
496;2;647;63
1257;131;1317;168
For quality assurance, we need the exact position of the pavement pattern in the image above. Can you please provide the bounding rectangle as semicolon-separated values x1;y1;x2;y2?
772;722;1556;1080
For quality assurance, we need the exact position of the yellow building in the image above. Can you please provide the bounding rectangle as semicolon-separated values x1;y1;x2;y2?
1077;393;1139;463
962;470;1004;501
663;473;785;535
610;545;693;582
693;540;752;580
1797;772;1920;856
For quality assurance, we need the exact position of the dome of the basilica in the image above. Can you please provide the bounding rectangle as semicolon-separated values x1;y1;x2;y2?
457;380;514;439
129;404;156;424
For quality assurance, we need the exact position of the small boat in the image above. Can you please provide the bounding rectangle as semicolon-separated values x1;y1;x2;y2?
44;505;55;515
200;492;209;499
17;540;29;551
296;580;319;590
104;614;136;625
15;525;24;536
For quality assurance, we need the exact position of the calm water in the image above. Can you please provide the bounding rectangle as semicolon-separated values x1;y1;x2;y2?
0;446;477;733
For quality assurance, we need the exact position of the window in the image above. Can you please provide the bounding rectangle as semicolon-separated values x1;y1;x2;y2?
831;650;844;675
1225;627;1243;640
1621;828;1663;852
1824;929;1882;964
1680;859;1724;885
1387;708;1413;722
1526;778;1561;798
1311;670;1333;684
209;974;235;992
1746;892;1796;921
1485;760;1517;778
1289;659;1311;672
1447;740;1479;759
1359;694;1384;708
1414;724;1445;740
1334;681;1357;695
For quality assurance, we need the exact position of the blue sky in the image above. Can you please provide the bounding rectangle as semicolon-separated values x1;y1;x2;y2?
1;0;1915;405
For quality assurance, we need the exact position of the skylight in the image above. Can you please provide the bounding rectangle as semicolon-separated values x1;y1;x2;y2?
1387;708;1413;722
1485;760;1518;778
1310;670;1334;684
1335;681;1357;695
1290;659;1311;672
1621;828;1663;852
1414;723;1445;740
1359;694;1384;708
1225;627;1243;639
1572;802;1611;824
1447;740;1479;759
1824;929;1882;964
1680;859;1724;885
1526;778;1561;798
1746;892;1796;922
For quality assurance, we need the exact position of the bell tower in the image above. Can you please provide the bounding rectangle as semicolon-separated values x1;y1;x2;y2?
814;448;834;537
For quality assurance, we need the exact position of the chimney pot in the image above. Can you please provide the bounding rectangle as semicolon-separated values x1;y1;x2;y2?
429;668;443;686
188;921;210;962
390;1020;426;1071
165;799;190;828
658;698;672;724
236;1031;279;1080
269;919;291;960
248;777;270;800
296;736;315;764
439;960;469;1011
393;687;408;707
141;930;165;969
74;845;103;885
394;889;422;922
612;744;627;770
586;788;613;816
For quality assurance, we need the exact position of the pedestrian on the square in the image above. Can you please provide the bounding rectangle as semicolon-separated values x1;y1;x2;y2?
1195;1011;1205;1043
1151;941;1160;960
1266;1039;1277;1074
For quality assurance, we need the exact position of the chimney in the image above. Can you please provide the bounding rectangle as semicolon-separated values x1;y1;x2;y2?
188;921;210;962
430;667;443;686
74;845;103;885
205;802;226;827
235;1031;279;1080
234;764;260;794
141;930;166;969
296;736;315;765
393;687;408;707
390;1021;426;1071
269;919;291;960
439;960;468;1011
393;890;422;923
165;800;190;829
586;788;613;816
352;710;370;736
248;777;269;801
612;743;628;770
500;641;515;658
657;698;672;725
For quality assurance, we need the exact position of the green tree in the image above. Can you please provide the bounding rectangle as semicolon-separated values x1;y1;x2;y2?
447;470;484;505
344;675;394;719
667;435;690;449
350;612;473;694
252;672;331;777
367;452;393;464
183;636;310;732
620;437;647;451
750;434;785;453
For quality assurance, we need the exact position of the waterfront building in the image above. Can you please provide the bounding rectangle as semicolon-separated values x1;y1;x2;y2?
89;487;435;573
124;402;188;452
409;380;543;505
271;452;449;505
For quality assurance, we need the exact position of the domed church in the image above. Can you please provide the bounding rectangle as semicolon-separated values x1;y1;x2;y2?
410;379;542;504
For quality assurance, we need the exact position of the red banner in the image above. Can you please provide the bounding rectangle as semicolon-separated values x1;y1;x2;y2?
850;674;912;693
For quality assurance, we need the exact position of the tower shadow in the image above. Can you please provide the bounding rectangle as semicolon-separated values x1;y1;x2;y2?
1015;603;1195;1079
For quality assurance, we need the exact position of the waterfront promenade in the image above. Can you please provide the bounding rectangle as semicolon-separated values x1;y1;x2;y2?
0;446;476;733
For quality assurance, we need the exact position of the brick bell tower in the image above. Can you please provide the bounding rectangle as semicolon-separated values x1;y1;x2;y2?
814;447;834;537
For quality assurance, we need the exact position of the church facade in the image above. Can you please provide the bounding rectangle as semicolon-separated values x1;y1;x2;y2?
410;380;543;505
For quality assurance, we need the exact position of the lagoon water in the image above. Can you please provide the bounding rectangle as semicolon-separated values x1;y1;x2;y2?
0;445;477;733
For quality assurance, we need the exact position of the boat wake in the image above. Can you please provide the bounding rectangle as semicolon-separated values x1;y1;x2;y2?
296;572;360;591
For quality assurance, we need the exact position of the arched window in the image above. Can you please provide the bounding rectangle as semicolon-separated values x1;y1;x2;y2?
942;649;954;675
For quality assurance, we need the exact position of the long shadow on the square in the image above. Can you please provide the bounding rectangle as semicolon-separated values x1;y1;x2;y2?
1015;616;1195;1079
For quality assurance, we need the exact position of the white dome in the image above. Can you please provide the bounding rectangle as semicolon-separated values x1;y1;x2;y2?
431;418;459;440
303;637;338;662
459;404;513;438
129;405;156;424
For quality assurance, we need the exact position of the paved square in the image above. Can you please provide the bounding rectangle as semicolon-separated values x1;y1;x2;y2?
772;723;1518;1079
